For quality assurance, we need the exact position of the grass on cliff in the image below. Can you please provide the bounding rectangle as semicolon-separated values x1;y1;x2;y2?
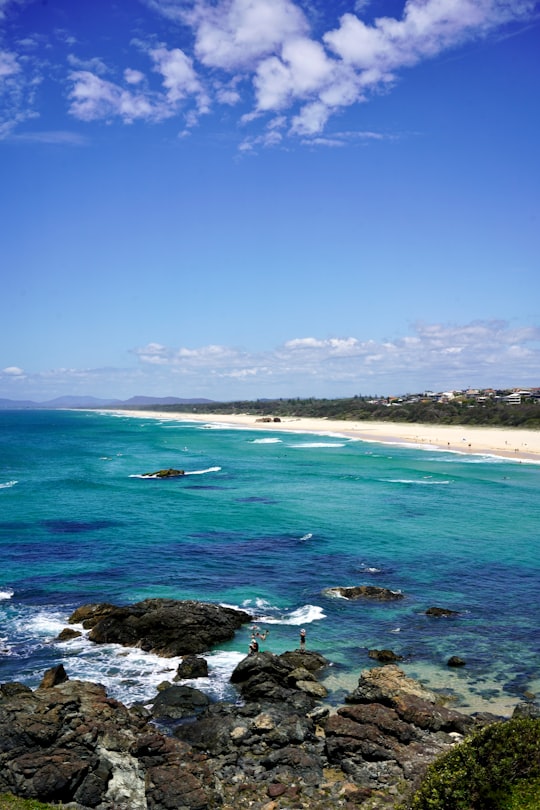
0;797;59;810
408;717;540;810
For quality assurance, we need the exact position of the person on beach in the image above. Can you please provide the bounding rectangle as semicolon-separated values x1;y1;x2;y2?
299;628;306;652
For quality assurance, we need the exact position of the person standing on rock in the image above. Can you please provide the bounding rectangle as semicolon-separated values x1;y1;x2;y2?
299;628;306;652
249;637;259;655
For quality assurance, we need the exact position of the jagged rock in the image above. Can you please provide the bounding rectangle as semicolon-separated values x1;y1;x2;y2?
0;658;509;810
324;585;404;600
68;598;252;657
39;664;69;688
368;649;404;663
175;655;209;680
0;677;219;809
230;650;329;707
447;655;466;667
425;606;459;616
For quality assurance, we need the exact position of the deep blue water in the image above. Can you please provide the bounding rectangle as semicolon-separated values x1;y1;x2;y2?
1;409;539;712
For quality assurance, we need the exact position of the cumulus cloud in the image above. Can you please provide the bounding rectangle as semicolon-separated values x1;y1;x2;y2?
3;0;537;144
127;321;540;396
2;322;538;400
190;0;309;70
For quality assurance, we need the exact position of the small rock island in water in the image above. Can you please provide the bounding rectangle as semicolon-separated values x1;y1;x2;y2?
141;468;185;478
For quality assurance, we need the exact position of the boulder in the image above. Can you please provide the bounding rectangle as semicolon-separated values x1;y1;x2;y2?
175;655;209;680
447;656;466;667
56;627;82;641
68;598;252;657
39;664;69;689
346;665;439;706
324;585;404;600
151;685;210;720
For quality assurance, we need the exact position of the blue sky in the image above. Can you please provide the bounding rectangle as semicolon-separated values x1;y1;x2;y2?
1;0;539;401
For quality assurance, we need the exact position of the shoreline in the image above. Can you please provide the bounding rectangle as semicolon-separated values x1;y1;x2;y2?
109;409;540;462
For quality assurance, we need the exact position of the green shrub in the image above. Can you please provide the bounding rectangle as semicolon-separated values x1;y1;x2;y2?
408;718;540;810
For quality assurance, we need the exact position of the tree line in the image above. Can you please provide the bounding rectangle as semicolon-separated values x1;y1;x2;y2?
143;397;540;428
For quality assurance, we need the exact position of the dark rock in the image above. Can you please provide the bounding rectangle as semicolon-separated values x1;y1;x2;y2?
56;628;82;642
175;655;209;680
141;468;185;478
425;606;459;616
368;649;404;663
151;685;210;720
0;682;33;699
0;676;219;809
325;585;404;600
68;598;252;657
447;656;466;667
230;650;329;706
39;664;69;688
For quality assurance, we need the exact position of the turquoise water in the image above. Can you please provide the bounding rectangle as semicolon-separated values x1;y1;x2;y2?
1;409;539;712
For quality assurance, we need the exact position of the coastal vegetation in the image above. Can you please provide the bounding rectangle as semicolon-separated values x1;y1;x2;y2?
142;396;540;428
0;798;57;810
407;716;540;810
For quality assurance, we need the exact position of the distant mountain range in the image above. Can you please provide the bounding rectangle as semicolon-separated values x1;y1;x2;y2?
0;395;215;410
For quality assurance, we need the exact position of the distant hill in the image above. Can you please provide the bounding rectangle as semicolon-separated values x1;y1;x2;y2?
0;396;215;410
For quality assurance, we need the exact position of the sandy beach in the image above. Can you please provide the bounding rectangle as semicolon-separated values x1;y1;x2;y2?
113;410;540;462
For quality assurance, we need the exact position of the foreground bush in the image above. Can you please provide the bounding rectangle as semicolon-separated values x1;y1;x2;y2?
408;717;540;809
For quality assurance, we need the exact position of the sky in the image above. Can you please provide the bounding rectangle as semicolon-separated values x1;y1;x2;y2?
1;0;539;402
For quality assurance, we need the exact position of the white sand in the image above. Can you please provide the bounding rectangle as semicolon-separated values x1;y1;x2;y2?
112;410;540;462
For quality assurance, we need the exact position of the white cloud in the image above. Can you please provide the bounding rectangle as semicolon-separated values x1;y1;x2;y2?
67;53;109;76
2;1;539;143
191;0;308;70
68;71;157;122
124;68;145;85
0;48;18;77
2;365;25;376
324;1;538;73
149;45;204;105
2;322;539;400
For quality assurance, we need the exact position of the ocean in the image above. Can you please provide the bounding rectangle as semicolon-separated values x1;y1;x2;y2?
1;409;539;715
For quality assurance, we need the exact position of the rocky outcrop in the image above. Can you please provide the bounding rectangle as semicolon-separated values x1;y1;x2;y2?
68;598;252;657
0;659;508;810
230;649;330;706
425;606;459;616
368;649;404;663
0;677;219;809
325;585;404;600
4;590;515;810
141;468;185;477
